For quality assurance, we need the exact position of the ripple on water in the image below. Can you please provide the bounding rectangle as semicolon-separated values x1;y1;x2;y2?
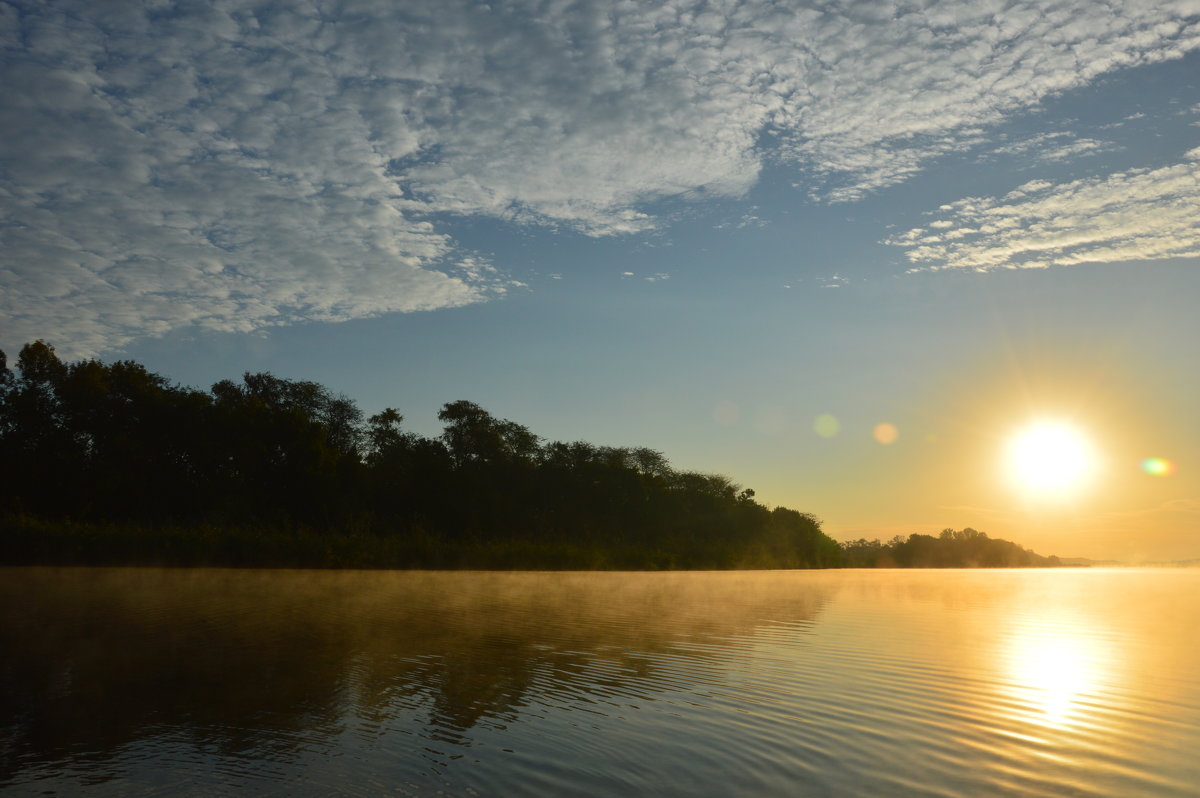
2;568;1200;796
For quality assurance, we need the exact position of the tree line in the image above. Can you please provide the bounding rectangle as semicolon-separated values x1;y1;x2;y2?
840;528;1061;568
0;341;1061;569
0;341;839;568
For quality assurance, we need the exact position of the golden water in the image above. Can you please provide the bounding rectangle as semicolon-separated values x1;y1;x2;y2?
2;568;1198;795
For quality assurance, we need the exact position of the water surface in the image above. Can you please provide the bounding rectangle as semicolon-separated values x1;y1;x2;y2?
3;568;1198;796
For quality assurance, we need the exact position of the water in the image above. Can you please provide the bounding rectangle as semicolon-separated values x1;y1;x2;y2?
2;568;1199;796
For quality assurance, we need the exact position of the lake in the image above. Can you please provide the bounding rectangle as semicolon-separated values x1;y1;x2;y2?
2;567;1198;796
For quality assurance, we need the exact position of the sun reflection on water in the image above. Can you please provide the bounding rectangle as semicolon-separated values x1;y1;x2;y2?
1002;618;1116;730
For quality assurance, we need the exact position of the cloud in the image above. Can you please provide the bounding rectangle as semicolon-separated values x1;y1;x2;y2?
991;132;1119;164
3;0;1200;353
715;207;767;230
0;1;507;356
888;148;1200;271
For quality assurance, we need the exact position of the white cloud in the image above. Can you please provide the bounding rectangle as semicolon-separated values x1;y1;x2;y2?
4;0;1200;353
769;1;1200;200
715;207;767;230
888;148;1200;271
0;1;507;357
992;132;1119;163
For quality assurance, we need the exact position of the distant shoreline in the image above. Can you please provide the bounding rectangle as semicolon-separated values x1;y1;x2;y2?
2;516;1069;571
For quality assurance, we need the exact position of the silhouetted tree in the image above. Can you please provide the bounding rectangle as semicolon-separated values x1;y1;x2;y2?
438;400;539;467
840;529;1057;568
0;340;898;570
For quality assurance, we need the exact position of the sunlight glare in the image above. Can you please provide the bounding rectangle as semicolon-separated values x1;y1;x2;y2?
1005;623;1107;730
1005;421;1097;498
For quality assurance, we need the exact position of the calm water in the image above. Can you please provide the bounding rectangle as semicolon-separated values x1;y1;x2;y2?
3;568;1199;796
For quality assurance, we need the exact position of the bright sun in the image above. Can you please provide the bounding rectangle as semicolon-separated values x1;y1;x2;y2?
1005;421;1097;498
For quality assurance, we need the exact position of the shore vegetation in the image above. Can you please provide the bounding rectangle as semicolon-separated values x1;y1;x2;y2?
1;341;1059;570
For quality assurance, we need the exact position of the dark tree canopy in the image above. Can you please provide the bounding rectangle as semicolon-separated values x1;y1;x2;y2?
840;528;1059;568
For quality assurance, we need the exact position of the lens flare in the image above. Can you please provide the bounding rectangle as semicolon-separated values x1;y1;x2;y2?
1141;457;1176;477
814;414;840;439
873;422;898;445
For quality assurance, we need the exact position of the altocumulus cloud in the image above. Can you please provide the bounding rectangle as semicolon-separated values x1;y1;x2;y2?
3;0;1199;354
990;132;1119;165
889;147;1200;271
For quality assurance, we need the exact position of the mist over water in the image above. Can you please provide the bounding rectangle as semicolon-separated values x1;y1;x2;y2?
3;568;1198;796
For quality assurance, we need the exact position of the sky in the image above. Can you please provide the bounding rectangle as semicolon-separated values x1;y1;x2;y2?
3;0;1199;561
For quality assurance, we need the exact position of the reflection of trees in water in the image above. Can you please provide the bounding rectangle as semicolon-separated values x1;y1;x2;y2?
0;569;353;785
0;569;833;783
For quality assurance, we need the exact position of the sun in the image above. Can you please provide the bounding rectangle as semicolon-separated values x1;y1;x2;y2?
1005;421;1097;498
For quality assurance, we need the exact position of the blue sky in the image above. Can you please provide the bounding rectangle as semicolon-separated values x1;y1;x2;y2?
3;0;1199;559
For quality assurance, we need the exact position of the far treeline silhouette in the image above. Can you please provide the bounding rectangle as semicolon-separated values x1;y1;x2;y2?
0;341;1060;569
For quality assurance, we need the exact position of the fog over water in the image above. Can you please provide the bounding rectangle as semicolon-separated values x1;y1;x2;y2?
3;568;1198;796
